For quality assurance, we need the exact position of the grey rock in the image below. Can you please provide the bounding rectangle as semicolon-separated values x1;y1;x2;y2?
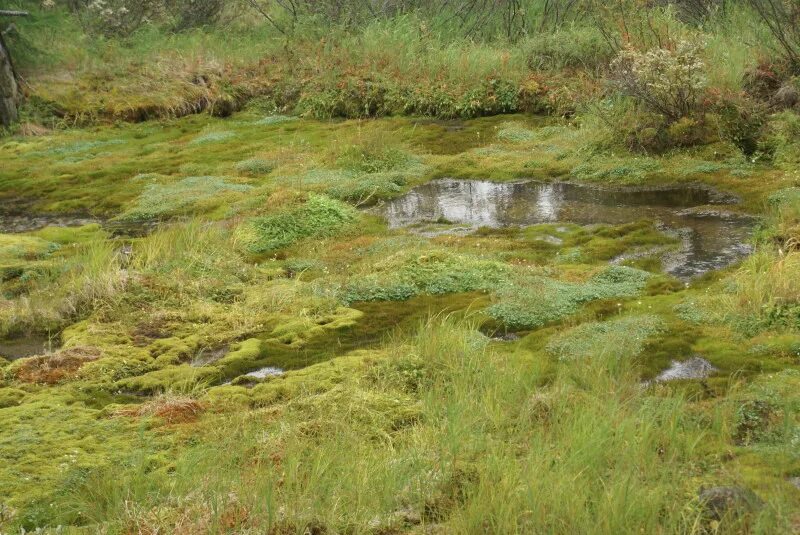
699;486;762;520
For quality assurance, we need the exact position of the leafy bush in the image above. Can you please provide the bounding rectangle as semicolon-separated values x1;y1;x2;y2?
496;123;535;142
189;131;235;145
237;195;358;254
235;158;275;176
342;251;511;303
337;141;410;174
121;176;253;221
79;0;224;36
611;40;708;122
255;115;297;126
487;266;651;330
546;315;663;361
296;77;521;119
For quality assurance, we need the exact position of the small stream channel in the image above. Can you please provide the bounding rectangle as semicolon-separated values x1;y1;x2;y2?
376;179;756;279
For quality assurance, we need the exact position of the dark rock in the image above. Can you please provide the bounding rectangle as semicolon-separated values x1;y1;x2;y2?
775;82;799;110
699;486;762;520
491;332;520;342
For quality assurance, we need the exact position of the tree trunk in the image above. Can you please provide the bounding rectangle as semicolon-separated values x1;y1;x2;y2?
0;31;19;127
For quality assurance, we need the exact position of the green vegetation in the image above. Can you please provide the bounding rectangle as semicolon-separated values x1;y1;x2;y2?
0;1;799;533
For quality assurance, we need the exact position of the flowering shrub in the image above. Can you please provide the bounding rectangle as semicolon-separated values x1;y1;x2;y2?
611;40;708;121
83;0;223;36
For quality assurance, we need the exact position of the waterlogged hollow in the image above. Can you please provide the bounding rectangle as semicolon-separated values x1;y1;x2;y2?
0;336;59;361
378;179;756;279
0;212;100;234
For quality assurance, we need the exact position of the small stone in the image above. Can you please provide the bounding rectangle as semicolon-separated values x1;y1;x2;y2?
698;486;762;520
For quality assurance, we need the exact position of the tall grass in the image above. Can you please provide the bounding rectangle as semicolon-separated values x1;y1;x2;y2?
0;240;124;337
53;316;789;532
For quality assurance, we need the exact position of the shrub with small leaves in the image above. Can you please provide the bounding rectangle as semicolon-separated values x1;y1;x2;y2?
237;195;358;254
189;131;235;145
546;314;663;361
121;176;253;221
488;266;651;330
611;40;708;121
235;158;275;176
341;251;511;304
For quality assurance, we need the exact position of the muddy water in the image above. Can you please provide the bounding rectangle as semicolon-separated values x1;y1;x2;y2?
378;179;756;278
0;336;57;361
0;213;101;233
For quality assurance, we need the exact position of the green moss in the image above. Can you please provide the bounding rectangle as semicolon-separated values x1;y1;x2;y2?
0;391;148;527
31;224;108;245
255;115;297;125
248;350;384;407
213;338;265;378
116;365;221;394
150;335;202;366
0;387;27;408
266;307;364;347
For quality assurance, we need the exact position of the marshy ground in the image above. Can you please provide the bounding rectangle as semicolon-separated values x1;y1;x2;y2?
1;108;799;533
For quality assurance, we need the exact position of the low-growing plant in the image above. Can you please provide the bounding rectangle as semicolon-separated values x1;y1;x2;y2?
546;314;664;361
189;131;235;145
496;122;535;142
234;158;275;176
341;251;511;303
120;176;253;221
487;266;651;330
236;194;358;254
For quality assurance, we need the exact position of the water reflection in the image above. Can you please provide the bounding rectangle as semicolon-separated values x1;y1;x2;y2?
378;179;755;279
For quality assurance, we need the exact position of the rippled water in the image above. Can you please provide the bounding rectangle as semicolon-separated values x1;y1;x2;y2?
378;179;756;278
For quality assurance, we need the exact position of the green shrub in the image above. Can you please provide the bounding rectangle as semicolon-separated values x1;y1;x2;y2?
487;266;651;330
496;123;535;142
121;176;253;221
189;131;235;145
611;40;708;122
237;195;358;254
235;158;275;176
546;314;664;361
342;251;511;303
255;115;297;126
337;141;411;173
116;365;221;394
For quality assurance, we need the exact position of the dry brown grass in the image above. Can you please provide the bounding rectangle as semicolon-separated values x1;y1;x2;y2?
13;346;101;384
115;393;206;424
18;122;52;137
